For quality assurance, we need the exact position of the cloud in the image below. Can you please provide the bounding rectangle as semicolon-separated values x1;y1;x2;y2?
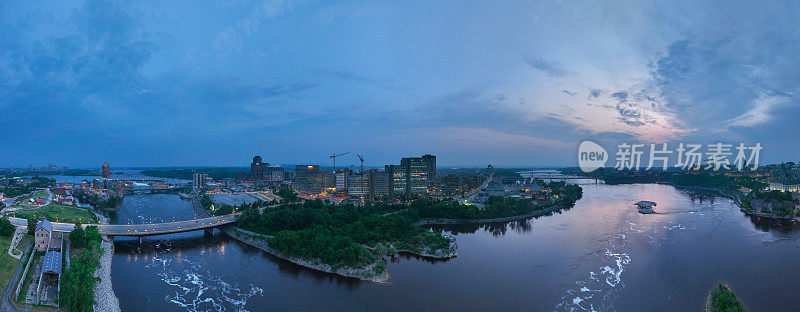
610;91;628;102
588;89;605;99
213;0;299;55
562;89;577;96
725;93;793;128
523;56;571;78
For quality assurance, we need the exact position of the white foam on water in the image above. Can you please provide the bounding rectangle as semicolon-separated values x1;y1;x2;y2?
601;249;630;287
663;223;686;231
143;246;263;312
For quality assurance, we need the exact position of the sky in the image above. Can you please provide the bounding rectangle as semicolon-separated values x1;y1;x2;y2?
1;0;799;168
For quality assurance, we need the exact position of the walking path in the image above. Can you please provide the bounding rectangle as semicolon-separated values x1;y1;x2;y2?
6;227;25;260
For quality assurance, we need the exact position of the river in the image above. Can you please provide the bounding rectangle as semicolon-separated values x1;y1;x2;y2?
42;177;800;311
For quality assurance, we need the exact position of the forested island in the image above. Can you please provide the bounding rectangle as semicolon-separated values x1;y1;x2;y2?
223;182;583;282
706;283;746;312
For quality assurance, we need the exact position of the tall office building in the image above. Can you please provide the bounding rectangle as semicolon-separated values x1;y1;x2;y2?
101;163;110;179
334;171;348;193
294;165;332;194
347;173;369;198
421;154;437;180
193;173;208;193
369;168;394;201
264;166;285;182
251;156;266;180
400;156;431;197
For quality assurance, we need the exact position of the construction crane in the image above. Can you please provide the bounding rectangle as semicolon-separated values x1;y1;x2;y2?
357;154;365;201
330;152;350;172
357;154;365;173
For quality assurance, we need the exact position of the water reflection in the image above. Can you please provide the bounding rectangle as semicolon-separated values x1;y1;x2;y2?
428;206;573;236
747;215;800;233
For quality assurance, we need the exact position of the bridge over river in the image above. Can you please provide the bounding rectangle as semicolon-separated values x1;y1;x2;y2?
8;214;239;238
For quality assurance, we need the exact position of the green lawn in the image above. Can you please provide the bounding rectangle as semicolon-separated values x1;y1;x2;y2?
0;234;23;293
10;204;97;224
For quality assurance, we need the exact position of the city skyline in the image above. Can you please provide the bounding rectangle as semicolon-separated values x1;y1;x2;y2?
2;1;800;168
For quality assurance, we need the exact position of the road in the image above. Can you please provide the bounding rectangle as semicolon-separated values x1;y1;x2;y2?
7;214;238;237
8;217;75;232
96;214;238;236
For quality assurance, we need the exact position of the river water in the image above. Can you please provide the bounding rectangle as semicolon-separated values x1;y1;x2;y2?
44;176;800;311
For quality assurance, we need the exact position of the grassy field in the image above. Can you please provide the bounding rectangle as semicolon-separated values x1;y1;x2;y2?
0;234;24;293
10;204;97;224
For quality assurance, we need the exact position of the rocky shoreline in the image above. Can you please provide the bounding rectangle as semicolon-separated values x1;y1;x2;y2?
413;204;564;226
364;235;459;260
93;213;121;312
225;227;390;283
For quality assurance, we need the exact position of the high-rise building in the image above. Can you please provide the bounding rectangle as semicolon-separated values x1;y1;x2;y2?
294;165;331;194
347;173;370;198
401;156;431;197
101;163;110;179
369;168;394;201
264;166;285;182
392;164;407;196
193;173;208;193
251;156;266;180
422;154;437;180
335;170;348;193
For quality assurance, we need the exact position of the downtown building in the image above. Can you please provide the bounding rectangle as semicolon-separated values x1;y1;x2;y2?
239;156;286;183
290;154;437;201
362;154;437;201
294;165;334;195
193;173;208;193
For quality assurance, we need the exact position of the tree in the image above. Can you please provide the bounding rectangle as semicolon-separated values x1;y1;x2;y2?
85;226;102;248
60;248;100;312
70;224;86;248
277;187;298;202
27;217;37;235
0;218;14;237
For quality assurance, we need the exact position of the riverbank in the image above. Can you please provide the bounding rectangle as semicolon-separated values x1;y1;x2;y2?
93;213;121;312
413;204;564;226
673;185;799;221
